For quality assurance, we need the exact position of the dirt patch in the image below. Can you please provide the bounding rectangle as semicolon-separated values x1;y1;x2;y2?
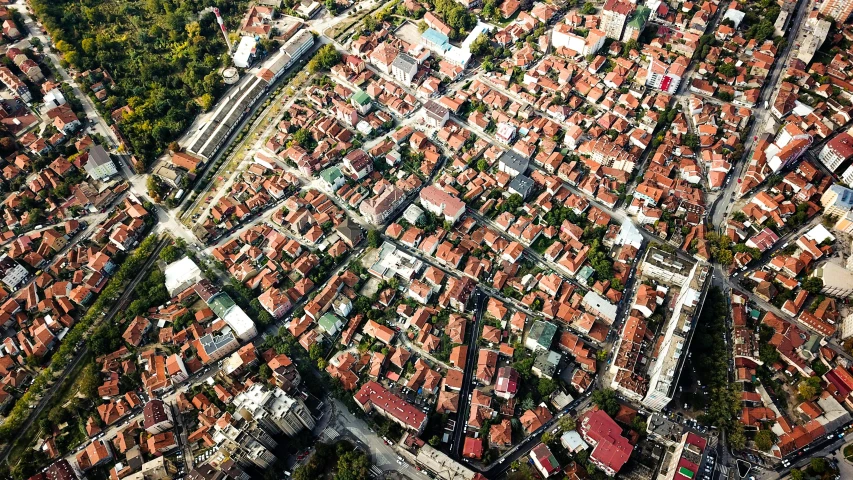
395;21;422;47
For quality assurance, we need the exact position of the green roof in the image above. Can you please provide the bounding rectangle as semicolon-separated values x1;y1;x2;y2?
627;6;651;29
678;467;695;478
352;90;371;106
208;292;236;319
319;312;343;333
529;321;558;348
320;166;343;185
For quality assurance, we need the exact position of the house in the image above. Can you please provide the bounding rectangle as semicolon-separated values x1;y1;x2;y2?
530;443;561;478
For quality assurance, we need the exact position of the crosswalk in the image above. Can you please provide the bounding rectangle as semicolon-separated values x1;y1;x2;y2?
369;465;383;478
319;427;339;441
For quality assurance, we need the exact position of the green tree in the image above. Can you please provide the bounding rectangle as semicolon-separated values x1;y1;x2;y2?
469;33;490;57
540;431;555;444
591;388;620;416
802;277;823;294
580;3;597;14
797;376;821;400
259;364;272;379
729;423;746;450
790;469;804;480
558;416;576;431
429;435;440;446
367;229;381;248
809;457;827;474
754;430;774;451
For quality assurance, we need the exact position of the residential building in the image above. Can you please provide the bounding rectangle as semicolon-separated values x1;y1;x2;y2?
354;381;428;434
525;320;558;352
83;145;118;181
390;53;418;86
497;149;529;177
360;184;405;224
578;409;632;477
639;247;695;285
143;399;174;434
422;100;449;128
601;0;634;39
0;255;27;289
646;58;685;94
821;184;853;218
530;443;561;477
820;0;853;22
494;367;519;399
419;185;466;225
232;383;316;436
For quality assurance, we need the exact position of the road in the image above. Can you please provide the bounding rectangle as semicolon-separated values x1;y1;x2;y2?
449;289;486;458
709;0;815;229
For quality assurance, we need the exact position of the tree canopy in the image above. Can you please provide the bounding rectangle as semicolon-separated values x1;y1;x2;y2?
30;0;248;165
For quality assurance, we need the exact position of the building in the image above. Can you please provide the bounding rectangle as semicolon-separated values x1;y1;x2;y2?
819;132;853;174
360;184;405;224
163;257;203;297
646;58;684;94
578;409;632;476
812;263;853;298
422;100;449;128
83;145;118;181
532;350;561;379
600;0;634;39
657;432;707;480
0;255;27;290
508;174;534;199
354;381;428;434
368;242;424;281
820;0;853;22
821;185;853;218
197;332;240;364
232;383;316;436
390;53;418;86
143;399;174;434
46;459;81;480
525;320;558;352
497;149;529;177
640;247;695;285
419;185;466;225
207;292;258;342
530;443;561;477
0;67;31;102
494;367;519;399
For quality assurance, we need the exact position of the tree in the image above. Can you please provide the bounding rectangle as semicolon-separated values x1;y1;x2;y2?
469;33;490;57
308;44;341;73
537;378;557;397
558;416;576;431
159;244;183;263
591;388;620;416
728;423;746;450
540;431;555;444
797;376;821;400
476;158;488;171
717;63;737;78
580;2;597;14
802;277;823;294
259;364;272;379
367;229;381;248
790;469;804;480
429;435;440;446
754;430;774;451
809;457;827;474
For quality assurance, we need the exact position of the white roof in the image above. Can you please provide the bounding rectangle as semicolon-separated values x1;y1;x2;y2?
163;257;202;296
234;36;257;68
804;224;835;245
223;305;257;340
560;430;588;451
